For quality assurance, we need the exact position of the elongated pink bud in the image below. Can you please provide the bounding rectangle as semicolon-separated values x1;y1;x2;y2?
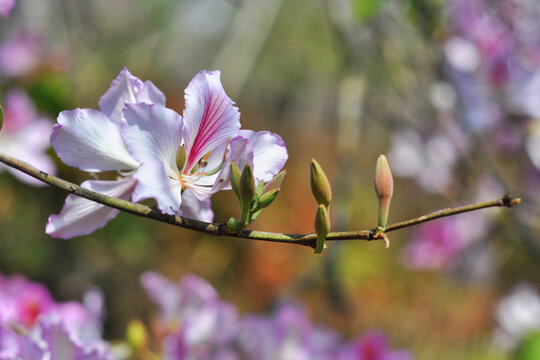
374;154;393;231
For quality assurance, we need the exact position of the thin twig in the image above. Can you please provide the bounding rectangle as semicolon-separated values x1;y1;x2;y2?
0;152;521;248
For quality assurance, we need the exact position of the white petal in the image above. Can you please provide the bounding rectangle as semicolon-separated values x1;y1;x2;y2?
98;67;144;124
122;103;182;177
137;80;166;106
132;160;182;215
180;188;214;222
46;178;137;239
238;130;288;182
51;108;139;172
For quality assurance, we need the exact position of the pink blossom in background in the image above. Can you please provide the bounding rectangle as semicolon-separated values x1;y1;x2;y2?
0;89;56;186
0;32;42;77
141;271;239;359
400;215;485;271
142;271;412;359
338;331;412;360
0;0;14;18
0;272;111;359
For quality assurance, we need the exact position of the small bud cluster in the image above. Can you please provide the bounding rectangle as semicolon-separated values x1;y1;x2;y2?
310;155;395;252
229;161;286;230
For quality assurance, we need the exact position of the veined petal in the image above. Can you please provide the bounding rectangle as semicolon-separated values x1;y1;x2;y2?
183;70;240;172
211;136;254;194
180;188;214;222
98;67;144;124
239;130;288;183
122;103;182;177
51;108;139;172
46;178;137;239
132;160;182;215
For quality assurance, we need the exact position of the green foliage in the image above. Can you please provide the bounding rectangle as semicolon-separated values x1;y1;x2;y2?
27;74;72;115
354;0;385;22
515;332;540;360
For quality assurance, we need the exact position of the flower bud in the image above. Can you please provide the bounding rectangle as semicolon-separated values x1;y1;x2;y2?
230;161;242;204
310;159;332;207
240;163;256;207
315;204;330;254
227;217;239;232
126;319;149;350
374;154;393;231
256;189;279;210
263;170;287;194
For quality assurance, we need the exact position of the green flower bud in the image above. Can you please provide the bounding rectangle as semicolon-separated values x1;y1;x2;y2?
126;319;149;350
227;217;239;232
314;204;330;254
310;159;332;207
256;189;279;210
230;161;242;204
374;154;393;231
240;163;256;206
239;164;255;225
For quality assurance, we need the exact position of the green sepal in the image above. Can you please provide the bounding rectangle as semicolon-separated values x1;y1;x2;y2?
255;181;265;199
250;209;264;221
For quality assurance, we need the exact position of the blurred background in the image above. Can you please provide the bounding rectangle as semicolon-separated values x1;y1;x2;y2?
1;0;540;358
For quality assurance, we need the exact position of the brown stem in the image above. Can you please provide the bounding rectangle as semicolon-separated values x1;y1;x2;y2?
0;152;521;249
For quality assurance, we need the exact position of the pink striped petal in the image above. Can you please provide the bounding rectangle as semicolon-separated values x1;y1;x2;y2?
98;67;165;124
51;109;139;172
183;70;240;172
238;130;288;182
180;189;214;222
132;160;182;215
46;178;136;239
121;103;182;177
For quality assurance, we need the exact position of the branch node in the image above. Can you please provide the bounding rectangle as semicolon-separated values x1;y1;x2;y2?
502;194;522;208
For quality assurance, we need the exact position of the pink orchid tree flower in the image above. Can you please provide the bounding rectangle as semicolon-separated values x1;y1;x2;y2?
0;32;42;77
121;70;288;217
46;68;167;239
0;89;56;186
0;0;15;19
